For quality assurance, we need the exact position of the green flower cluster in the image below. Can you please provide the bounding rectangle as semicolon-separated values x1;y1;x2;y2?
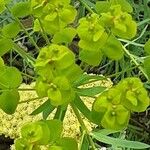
32;0;77;35
77;0;137;66
35;44;82;106
77;13;108;66
15;119;78;150
100;4;137;39
92;77;150;130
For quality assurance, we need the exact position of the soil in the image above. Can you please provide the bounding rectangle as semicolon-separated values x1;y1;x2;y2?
0;135;13;150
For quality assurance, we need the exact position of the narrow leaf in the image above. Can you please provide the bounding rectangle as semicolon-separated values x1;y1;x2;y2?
74;95;92;121
73;74;106;87
91;132;150;149
30;99;55;117
75;86;106;97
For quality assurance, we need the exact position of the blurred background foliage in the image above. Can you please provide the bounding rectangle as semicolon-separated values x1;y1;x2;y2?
0;0;150;149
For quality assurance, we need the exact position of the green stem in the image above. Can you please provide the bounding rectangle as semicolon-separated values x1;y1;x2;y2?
13;42;35;66
137;18;150;26
53;106;68;121
53;106;62;120
5;5;40;51
106;65;139;78
78;0;95;13
123;47;149;81
38;18;50;45
79;130;86;150
16;17;40;51
71;102;97;150
21;72;36;80
118;39;144;47
119;25;148;48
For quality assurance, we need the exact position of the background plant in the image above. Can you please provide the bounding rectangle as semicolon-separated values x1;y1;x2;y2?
0;0;150;150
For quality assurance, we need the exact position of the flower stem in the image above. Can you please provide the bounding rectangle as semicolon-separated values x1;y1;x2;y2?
123;47;149;81
71;102;97;150
78;0;95;13
38;18;50;45
5;5;40;51
12;42;35;66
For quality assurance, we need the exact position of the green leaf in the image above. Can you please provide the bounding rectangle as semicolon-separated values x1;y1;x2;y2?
0;57;4;66
81;134;89;150
52;27;76;44
0;38;13;56
101;35;124;60
30;99;55;116
57;137;78;150
80;0;95;11
101;105;130;130
45;119;63;142
91;110;105;125
96;129;120;136
61;64;83;83
11;2;31;18
49;146;63;150
96;1;111;14
15;138;33;150
0;66;22;89
0;89;20;114
33;19;40;32
35;80;49;98
74;95;92;121
91;132;150;149
59;6;77;24
48;88;62;106
73;74;106;87
144;56;150;79
110;0;133;13
79;49;103;66
144;39;150;55
42;101;56;120
0;0;5;14
2;22;20;38
75;86;106;97
126;91;137;106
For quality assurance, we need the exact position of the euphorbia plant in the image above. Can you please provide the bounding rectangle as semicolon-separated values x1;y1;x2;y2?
0;0;150;149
